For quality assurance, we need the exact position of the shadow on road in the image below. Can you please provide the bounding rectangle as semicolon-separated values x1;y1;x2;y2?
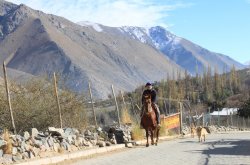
180;138;250;156
202;139;250;156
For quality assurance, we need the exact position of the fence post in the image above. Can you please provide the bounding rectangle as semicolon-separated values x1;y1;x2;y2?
243;117;245;130
129;97;139;123
218;109;220;126
227;108;229;127
179;102;183;134
53;72;63;129
88;81;98;128
208;107;211;126
231;113;233;126
120;91;126;109
111;85;121;127
247;116;250;128
237;115;239;129
3;61;16;134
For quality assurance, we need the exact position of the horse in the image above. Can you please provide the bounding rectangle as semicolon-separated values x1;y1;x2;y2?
141;94;160;147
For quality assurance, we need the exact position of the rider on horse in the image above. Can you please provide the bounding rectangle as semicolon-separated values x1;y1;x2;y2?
141;82;161;127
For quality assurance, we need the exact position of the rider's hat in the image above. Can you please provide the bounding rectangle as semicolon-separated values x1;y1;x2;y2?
145;82;152;87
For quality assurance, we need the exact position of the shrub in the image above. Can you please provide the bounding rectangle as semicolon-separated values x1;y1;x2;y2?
131;123;144;140
0;77;88;132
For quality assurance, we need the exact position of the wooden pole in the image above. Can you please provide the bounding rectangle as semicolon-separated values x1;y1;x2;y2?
129;97;139;123
3;61;16;134
209;107;211;126
179;102;183;135
120;90;127;109
88;81;98;128
202;113;205;127
53;73;63;129
111;85;121;127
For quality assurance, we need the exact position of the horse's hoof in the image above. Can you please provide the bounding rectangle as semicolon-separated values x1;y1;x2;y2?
146;144;149;147
155;143;157;146
151;143;154;145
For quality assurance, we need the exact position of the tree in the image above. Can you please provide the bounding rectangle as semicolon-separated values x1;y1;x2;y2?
238;98;250;118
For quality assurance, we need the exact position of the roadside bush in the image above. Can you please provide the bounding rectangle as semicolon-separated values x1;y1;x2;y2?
0;77;87;132
238;98;250;118
131;123;144;140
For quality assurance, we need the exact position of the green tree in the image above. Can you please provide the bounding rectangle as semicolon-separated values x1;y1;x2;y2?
238;98;250;118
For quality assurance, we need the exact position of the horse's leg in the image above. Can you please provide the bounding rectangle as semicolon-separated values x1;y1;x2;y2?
150;129;154;145
146;129;149;147
155;128;159;146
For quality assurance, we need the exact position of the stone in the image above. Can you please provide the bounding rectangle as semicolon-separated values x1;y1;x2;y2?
12;147;18;155
23;131;30;141
20;141;26;151
97;127;102;132
90;139;97;145
53;143;60;152
105;141;112;146
84;141;93;147
31;128;39;138
125;142;133;148
3;154;13;164
47;137;54;147
111;139;117;144
12;153;22;162
48;127;64;137
70;145;78;152
0;140;6;148
97;141;105;147
17;147;24;153
64;128;73;136
66;135;74;144
84;130;92;136
24;144;32;152
37;132;46;137
76;137;85;147
61;140;70;151
40;145;47;152
33;139;43;148
29;150;35;159
22;152;29;160
64;128;79;136
31;147;40;157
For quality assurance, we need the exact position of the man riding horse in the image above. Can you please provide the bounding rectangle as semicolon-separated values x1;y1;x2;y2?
141;82;161;127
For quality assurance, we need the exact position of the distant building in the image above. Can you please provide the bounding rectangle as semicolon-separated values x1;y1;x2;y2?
210;108;239;116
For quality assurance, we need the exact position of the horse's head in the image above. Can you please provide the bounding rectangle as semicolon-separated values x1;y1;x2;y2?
143;94;153;113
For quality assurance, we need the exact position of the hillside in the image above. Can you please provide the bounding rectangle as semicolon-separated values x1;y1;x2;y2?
113;26;245;75
0;1;184;98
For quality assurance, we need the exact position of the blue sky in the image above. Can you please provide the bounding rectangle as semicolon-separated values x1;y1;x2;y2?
6;0;250;64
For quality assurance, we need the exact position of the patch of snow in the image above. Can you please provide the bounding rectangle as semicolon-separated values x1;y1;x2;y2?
244;60;250;66
172;36;182;45
120;26;147;43
78;21;103;32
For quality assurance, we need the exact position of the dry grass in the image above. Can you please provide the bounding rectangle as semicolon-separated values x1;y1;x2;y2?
2;129;13;154
159;127;168;137
121;108;132;124
131;123;145;140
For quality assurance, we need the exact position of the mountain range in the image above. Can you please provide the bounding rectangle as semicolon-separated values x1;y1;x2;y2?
0;0;245;98
91;24;245;75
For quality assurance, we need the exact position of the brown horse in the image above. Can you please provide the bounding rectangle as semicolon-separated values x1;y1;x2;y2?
141;94;160;147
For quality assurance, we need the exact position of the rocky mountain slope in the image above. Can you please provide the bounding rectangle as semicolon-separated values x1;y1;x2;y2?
0;0;183;98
